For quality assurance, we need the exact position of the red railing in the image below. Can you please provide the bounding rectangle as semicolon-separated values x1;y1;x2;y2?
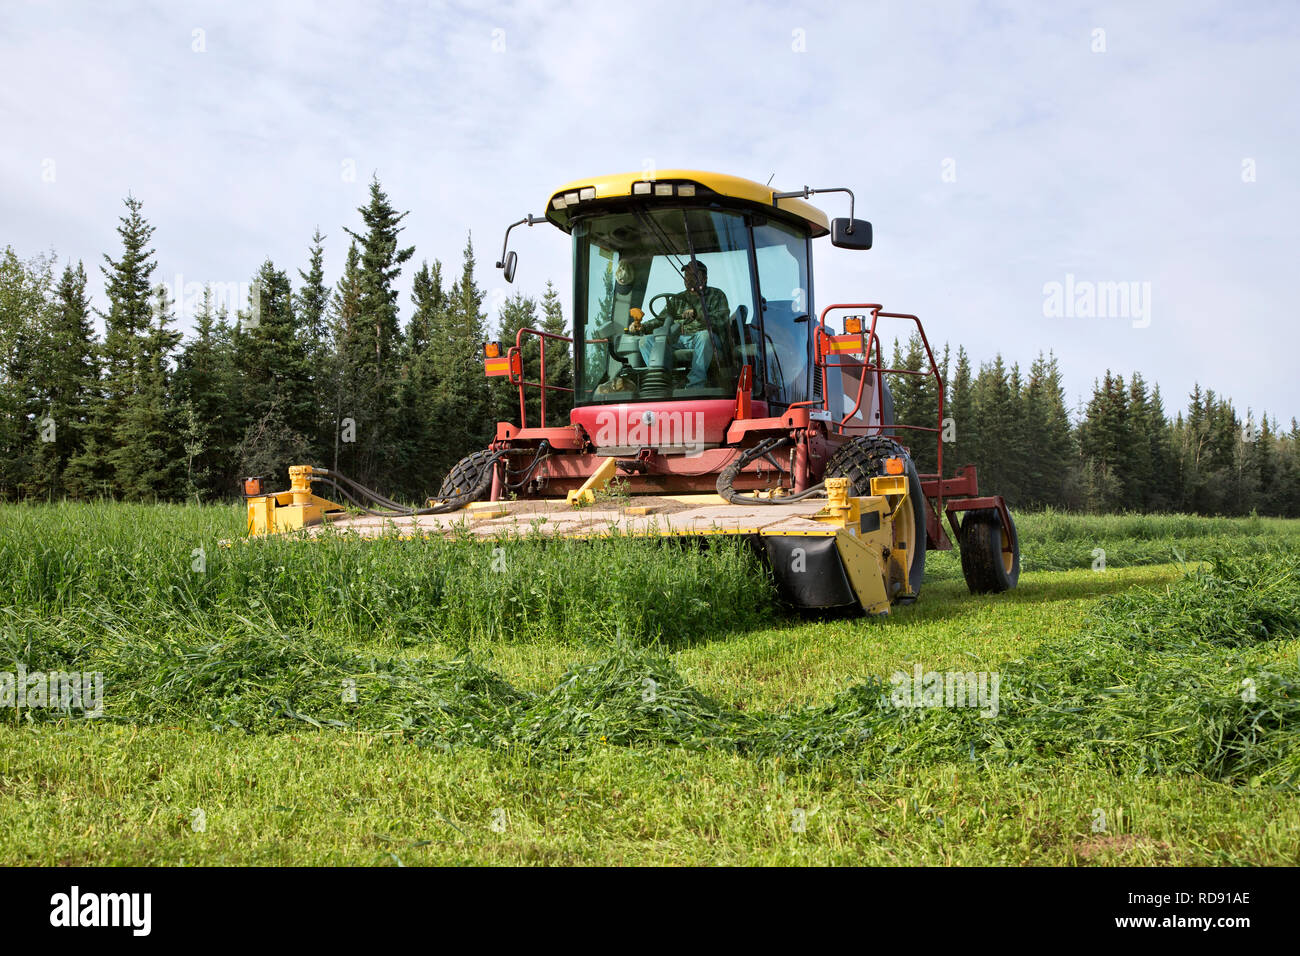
814;305;946;473
508;327;575;429
806;303;884;429
806;300;951;530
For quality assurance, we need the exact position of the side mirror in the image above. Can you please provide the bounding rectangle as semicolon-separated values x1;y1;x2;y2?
497;213;545;283
502;250;518;283
830;218;873;250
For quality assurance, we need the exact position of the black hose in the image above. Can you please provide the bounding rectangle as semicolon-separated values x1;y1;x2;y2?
309;476;403;517
504;441;551;490
715;436;827;505
320;470;409;512
506;455;549;490
312;453;505;517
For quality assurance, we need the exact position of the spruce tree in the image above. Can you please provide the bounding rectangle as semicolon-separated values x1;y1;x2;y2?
1078;372;1131;512
945;346;974;475
393;259;446;499
970;355;1016;503
328;180;415;487
494;292;541;427
1146;384;1177;511
67;195;159;497
1125;373;1154;510
329;241;364;474
232;262;313;483
110;284;182;499
539;280;573;425
28;261;98;497
427;234;492;479
1021;352;1073;508
294;229;332;461
175;287;238;500
0;248;55;497
894;333;939;473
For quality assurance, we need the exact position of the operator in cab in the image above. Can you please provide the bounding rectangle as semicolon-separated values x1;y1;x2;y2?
628;260;729;389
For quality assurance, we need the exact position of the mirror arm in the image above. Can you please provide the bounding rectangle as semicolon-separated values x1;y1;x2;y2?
496;213;547;270
772;186;857;232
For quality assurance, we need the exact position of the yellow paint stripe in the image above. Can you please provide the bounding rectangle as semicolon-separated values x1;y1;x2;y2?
827;337;864;353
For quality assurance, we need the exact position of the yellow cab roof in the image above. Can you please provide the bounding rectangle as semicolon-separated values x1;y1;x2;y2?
544;169;831;238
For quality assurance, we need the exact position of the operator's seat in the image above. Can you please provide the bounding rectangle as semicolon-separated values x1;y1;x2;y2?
732;304;756;361
666;303;750;382
625;305;752;395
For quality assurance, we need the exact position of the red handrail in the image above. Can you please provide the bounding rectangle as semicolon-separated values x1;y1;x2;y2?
510;327;575;429
815;304;950;513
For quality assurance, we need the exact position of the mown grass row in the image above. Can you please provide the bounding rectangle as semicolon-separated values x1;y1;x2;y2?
5;544;1298;788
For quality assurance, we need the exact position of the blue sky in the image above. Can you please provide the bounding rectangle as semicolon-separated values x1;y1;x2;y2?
2;0;1297;421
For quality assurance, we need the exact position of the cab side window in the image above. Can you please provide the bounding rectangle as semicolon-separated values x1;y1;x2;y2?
753;222;811;407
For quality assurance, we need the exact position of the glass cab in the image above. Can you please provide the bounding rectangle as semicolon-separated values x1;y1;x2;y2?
572;203;812;410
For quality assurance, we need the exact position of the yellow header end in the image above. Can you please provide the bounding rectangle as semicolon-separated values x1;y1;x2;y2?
870;474;908;497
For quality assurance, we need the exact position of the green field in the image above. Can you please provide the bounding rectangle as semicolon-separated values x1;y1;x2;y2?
1;503;1297;865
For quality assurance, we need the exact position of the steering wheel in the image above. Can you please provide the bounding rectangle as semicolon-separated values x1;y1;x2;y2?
645;292;674;321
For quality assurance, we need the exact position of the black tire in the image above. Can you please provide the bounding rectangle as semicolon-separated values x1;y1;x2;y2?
823;435;928;602
437;449;498;502
958;508;1020;594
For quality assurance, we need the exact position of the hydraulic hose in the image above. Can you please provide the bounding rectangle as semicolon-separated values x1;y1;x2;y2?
504;441;551;491
715;436;827;505
311;453;506;517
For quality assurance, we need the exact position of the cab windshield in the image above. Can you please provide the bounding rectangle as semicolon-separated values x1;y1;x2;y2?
573;206;758;404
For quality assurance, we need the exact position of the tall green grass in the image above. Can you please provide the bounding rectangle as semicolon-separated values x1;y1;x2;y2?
0;502;776;647
6;525;1299;789
7;504;1298;639
925;508;1300;581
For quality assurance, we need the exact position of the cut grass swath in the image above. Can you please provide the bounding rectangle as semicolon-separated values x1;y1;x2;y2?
4;547;1298;789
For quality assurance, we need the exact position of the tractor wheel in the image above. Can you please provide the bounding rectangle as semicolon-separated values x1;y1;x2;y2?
824;435;928;602
958;508;1020;594
436;449;498;502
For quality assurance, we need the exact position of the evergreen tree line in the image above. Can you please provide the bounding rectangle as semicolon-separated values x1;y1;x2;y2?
0;181;570;504
888;336;1299;516
0;184;1294;515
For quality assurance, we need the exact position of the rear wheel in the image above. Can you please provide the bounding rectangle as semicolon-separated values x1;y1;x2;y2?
958;507;1020;594
824;435;928;602
436;449;498;502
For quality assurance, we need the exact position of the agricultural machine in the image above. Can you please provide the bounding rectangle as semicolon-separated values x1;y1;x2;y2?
246;170;1020;614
